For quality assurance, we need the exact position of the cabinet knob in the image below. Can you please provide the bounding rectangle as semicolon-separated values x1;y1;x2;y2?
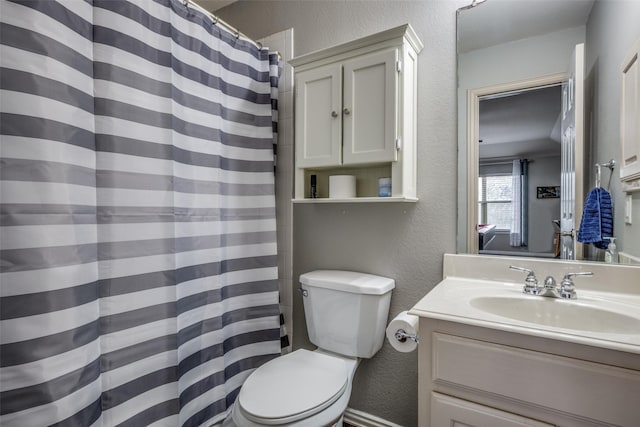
343;108;351;115
331;111;338;118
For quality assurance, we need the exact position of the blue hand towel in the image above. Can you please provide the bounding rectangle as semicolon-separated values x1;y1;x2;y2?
577;187;613;249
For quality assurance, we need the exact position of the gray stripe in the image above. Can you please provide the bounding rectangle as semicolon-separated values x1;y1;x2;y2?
0;243;96;273
94;98;273;154
178;305;280;347
102;367;177;410
178;329;279;380
51;398;102;427
0;113;95;150
100;303;175;335
96;169;274;195
94;62;271;127
0;320;99;367
95;133;274;169
1;281;98;320
177;279;278;314
1;158;96;187
0;358;100;415
115;399;179;427
182;354;277;427
101;335;176;372
0;231;274;272
0;24;93;77
93;26;270;104
0;204;97;226
0;205;274;226
9;0;93;41
0;68;94;113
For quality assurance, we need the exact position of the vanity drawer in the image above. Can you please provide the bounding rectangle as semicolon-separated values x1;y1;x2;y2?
432;333;640;426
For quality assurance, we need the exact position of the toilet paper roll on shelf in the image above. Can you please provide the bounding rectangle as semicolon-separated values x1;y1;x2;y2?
329;175;356;198
385;311;419;353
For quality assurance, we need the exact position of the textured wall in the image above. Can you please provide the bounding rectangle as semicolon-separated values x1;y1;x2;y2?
585;0;640;260
217;1;463;425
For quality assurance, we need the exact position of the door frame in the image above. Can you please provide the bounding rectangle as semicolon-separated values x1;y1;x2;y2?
466;73;567;254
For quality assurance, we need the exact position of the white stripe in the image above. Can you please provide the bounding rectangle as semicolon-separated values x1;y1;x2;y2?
176;267;277;301
1;137;96;169
96;243;276;281
0;181;96;205
95;79;272;139
101;350;177;391
96;188;275;209
0;340;101;392
0;375;102;427
0;224;97;250
0;46;93;95
0;263;98;297
177;318;280;387
94;7;267;91
0;1;94;60
100;318;177;354
173;162;275;185
177;292;279;339
101;286;176;317
179;341;279;418
147;414;179;427
1;90;94;132
174;243;278;269
95;219;275;243
93;43;267;116
0;300;99;343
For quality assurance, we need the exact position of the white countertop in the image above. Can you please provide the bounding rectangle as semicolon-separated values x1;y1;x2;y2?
410;254;640;354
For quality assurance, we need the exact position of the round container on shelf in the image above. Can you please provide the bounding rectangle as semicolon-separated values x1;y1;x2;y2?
329;175;356;198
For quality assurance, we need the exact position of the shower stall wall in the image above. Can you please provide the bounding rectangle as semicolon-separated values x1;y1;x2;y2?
0;0;281;425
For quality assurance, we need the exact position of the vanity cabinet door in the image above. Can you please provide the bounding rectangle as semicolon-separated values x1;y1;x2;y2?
431;393;554;427
342;48;398;165
295;63;342;168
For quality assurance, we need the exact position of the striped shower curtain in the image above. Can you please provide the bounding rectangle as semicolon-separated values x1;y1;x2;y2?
0;1;281;426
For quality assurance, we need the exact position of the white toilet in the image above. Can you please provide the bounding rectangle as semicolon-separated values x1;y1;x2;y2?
229;270;395;427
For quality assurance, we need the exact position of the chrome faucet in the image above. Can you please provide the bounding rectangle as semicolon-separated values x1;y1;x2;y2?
510;266;593;299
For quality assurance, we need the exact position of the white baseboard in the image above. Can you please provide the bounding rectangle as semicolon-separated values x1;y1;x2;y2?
343;407;403;427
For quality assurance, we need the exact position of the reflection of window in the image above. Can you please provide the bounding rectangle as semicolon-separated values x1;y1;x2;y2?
478;175;512;230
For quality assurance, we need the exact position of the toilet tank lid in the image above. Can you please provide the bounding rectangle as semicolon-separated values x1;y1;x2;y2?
300;270;395;295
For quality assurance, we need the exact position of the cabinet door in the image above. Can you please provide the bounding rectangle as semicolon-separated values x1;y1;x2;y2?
295;63;342;168
342;48;398;165
620;37;640;183
431;393;553;427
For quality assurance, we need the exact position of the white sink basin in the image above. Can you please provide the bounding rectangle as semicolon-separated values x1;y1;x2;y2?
470;296;640;334
410;276;640;354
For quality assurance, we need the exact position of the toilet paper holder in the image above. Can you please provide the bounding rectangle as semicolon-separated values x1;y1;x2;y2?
394;328;419;344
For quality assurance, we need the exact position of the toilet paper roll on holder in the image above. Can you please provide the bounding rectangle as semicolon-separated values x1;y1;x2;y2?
394;328;419;344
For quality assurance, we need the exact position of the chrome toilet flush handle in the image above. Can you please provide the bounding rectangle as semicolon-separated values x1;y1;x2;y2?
298;287;308;297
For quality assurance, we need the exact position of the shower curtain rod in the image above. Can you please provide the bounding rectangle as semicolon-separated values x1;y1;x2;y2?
181;0;263;50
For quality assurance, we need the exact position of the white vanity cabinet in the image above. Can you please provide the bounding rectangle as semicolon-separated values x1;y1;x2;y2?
290;24;423;202
417;320;640;427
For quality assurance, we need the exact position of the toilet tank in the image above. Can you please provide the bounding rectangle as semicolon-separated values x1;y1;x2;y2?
300;270;395;358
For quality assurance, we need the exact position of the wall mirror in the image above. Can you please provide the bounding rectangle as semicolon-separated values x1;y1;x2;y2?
456;0;610;261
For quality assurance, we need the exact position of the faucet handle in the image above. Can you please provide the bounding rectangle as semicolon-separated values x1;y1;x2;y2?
509;266;540;295
560;271;593;300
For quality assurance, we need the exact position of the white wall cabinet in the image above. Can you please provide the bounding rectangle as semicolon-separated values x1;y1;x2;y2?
620;37;640;192
290;25;423;202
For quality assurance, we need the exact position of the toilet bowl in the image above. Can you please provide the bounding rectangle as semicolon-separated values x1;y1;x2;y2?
229;349;359;427
227;270;394;427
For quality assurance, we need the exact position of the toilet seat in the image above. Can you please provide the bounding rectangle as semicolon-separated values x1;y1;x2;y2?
237;349;348;425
